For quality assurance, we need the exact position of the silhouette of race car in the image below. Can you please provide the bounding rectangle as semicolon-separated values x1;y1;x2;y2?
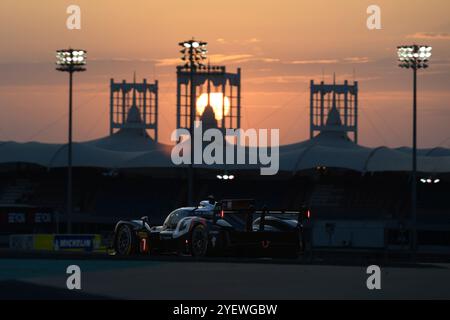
112;198;310;258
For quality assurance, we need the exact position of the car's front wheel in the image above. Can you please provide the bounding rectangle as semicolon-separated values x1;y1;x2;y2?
190;224;208;257
115;224;136;256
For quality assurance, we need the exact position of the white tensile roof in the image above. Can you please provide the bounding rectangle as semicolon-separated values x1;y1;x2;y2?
278;131;450;173
1;102;449;173
1;125;450;173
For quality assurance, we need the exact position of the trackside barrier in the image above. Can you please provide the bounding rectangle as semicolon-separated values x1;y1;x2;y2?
311;220;386;249
309;220;450;249
9;234;107;252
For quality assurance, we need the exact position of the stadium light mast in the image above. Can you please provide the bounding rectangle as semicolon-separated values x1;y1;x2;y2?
56;48;87;234
178;39;208;205
397;44;432;255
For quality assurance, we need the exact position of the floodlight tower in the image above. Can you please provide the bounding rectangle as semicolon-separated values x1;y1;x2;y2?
176;39;242;205
178;39;208;206
55;48;87;234
397;44;432;254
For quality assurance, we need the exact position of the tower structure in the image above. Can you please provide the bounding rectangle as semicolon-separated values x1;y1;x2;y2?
310;78;358;143
176;41;241;135
110;75;158;141
176;39;242;205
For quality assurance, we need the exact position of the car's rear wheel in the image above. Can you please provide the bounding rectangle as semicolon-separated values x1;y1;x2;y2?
115;224;136;256
190;224;208;257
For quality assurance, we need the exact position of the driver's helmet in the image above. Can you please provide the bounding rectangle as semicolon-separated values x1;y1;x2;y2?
207;195;216;205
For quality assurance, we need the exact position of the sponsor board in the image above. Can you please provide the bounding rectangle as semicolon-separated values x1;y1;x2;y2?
54;235;95;251
9;234;34;250
9;234;105;252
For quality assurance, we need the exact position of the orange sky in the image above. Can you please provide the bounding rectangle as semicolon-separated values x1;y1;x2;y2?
0;0;450;148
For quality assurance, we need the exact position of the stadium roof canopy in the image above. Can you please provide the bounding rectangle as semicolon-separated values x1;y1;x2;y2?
1;103;450;173
1;122;450;173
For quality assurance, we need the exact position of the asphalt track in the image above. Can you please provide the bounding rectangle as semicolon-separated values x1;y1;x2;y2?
1;252;450;299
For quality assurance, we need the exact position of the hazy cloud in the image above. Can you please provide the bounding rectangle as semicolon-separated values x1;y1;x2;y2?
407;32;450;40
254;58;280;63
246;73;379;85
289;57;370;65
246;38;261;43
155;54;279;66
89;57;154;62
215;38;262;45
155;54;254;66
343;57;370;64
246;75;320;84
289;59;338;65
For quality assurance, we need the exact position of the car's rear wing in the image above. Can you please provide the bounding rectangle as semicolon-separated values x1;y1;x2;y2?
215;199;310;232
220;199;255;211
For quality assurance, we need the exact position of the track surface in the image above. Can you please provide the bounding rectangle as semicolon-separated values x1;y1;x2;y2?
1;253;450;299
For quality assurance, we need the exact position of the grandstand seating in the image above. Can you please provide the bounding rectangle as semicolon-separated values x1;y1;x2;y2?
0;179;34;205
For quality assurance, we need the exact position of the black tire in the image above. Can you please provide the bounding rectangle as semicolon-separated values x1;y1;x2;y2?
190;224;209;258
115;224;136;256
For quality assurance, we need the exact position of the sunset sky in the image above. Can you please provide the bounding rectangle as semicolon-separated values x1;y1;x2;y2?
1;0;449;148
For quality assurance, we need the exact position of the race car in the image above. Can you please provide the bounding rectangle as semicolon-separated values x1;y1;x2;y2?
112;198;310;258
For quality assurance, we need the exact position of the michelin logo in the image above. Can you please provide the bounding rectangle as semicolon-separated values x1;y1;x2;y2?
54;235;94;251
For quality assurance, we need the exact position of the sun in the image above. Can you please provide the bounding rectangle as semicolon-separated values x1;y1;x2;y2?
196;93;230;121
